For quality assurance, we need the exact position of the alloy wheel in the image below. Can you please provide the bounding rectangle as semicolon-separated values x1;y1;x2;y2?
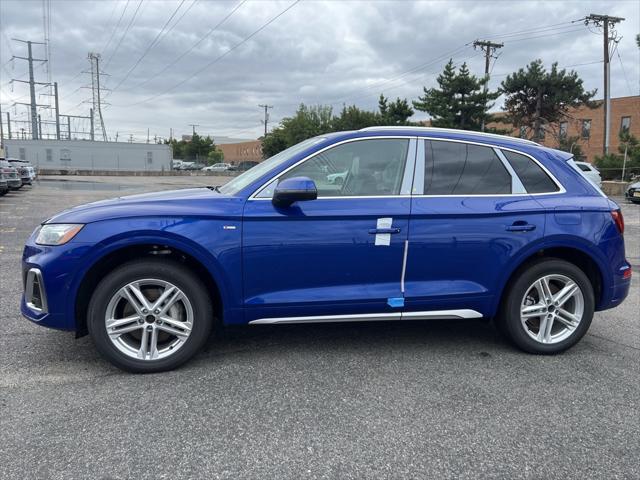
104;279;194;361
520;274;585;344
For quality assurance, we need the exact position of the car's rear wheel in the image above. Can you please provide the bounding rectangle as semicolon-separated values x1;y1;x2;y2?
498;258;594;354
87;259;213;372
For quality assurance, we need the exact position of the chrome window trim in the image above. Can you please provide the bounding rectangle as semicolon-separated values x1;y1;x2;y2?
414;137;566;198
249;136;417;201
249;309;482;324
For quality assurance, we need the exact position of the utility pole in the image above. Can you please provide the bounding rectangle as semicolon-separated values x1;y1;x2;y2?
6;112;11;139
473;40;503;132
0;104;3;144
54;82;60;140
11;38;48;139
259;104;273;136
585;14;625;155
89;108;95;141
189;124;199;136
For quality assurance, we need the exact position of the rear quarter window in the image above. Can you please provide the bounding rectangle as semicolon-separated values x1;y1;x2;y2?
502;150;559;194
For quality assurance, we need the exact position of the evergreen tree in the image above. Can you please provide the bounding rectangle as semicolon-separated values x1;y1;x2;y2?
500;60;596;142
412;59;498;130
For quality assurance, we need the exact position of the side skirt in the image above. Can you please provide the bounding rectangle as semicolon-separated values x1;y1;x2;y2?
248;309;482;325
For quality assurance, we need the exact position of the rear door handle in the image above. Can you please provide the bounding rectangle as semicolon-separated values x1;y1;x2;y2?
368;227;402;234
506;222;536;232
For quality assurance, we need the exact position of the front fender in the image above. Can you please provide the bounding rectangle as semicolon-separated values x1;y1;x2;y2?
65;216;243;327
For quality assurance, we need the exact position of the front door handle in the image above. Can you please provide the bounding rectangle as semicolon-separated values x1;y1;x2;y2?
506;222;536;232
368;227;402;234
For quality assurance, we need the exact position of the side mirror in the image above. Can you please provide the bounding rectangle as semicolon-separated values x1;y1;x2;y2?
272;176;318;208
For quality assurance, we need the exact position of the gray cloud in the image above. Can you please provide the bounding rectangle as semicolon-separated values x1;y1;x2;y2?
1;0;638;142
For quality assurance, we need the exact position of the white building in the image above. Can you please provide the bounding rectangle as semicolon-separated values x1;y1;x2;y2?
2;139;173;172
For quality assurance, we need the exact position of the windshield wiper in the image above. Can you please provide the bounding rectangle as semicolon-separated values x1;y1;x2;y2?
206;185;221;192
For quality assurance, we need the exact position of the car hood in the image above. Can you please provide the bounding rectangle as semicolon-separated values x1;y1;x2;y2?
46;187;244;224
627;181;640;191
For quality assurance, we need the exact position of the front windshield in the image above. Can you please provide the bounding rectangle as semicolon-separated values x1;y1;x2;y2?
219;137;326;195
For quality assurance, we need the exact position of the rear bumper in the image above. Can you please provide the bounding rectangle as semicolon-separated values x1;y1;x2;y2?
597;262;632;311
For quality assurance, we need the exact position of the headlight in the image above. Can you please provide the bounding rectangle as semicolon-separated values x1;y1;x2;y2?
35;224;84;246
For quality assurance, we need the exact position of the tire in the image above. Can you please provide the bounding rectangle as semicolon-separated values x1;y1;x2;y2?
497;258;594;354
87;258;213;373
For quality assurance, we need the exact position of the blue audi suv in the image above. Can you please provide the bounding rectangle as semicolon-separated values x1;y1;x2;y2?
21;127;632;372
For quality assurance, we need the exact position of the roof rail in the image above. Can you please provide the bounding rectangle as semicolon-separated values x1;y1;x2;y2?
358;126;540;146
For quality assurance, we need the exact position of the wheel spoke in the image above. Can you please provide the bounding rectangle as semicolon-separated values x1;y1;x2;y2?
107;321;143;338
148;327;159;360
522;302;547;319
157;320;190;339
137;327;149;359
537;315;554;343
555;308;580;330
553;281;578;307
150;285;177;313
121;283;151;315
157;289;182;317
106;315;140;330
536;277;554;305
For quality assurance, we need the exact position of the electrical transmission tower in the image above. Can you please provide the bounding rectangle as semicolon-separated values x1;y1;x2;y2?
10;39;51;139
472;40;503;132
259;104;273;137
584;14;625;155
85;52;109;141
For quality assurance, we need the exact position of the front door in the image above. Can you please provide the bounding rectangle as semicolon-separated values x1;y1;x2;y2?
242;137;416;323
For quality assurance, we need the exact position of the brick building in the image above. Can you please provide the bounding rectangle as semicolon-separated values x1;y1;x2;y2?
218;140;263;164
490;95;639;163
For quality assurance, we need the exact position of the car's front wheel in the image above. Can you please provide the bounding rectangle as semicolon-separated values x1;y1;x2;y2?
87;259;213;372
498;258;594;354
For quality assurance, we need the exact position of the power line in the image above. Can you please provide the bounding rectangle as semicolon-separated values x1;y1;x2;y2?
123;0;246;92
105;0;145;69
111;0;187;92
102;0;131;55
126;0;300;106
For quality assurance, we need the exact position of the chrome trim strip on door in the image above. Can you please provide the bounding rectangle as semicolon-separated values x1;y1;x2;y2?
248;309;483;324
400;239;409;293
402;309;483;320
249;312;402;324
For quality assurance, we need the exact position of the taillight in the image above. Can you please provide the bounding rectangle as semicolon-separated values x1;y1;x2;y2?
611;210;624;235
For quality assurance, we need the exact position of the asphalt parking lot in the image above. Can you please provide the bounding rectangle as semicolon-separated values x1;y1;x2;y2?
1;176;638;479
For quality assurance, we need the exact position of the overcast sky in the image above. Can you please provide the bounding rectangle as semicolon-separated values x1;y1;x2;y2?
1;0;638;142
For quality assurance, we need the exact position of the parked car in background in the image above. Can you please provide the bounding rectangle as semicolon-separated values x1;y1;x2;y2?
574;161;602;188
229;160;259;172
21;127;631;372
171;160;184;170
8;159;36;183
625;179;640;204
0;176;8;196
0;158;22;190
202;163;231;172
327;170;348;185
7;158;32;186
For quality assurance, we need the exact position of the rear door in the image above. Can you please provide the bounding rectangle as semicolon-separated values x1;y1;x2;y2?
242;137;417;323
404;139;550;318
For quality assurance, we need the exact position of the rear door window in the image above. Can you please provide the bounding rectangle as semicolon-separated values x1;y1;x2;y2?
501;150;559;194
424;140;511;195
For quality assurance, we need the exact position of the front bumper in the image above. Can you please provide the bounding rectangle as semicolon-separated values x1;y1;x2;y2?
8;178;22;189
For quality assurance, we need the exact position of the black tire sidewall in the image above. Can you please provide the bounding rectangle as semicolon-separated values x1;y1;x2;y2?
87;259;213;373
501;258;595;354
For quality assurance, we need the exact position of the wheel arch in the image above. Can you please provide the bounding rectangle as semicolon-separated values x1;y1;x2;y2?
493;241;607;316
72;239;224;337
